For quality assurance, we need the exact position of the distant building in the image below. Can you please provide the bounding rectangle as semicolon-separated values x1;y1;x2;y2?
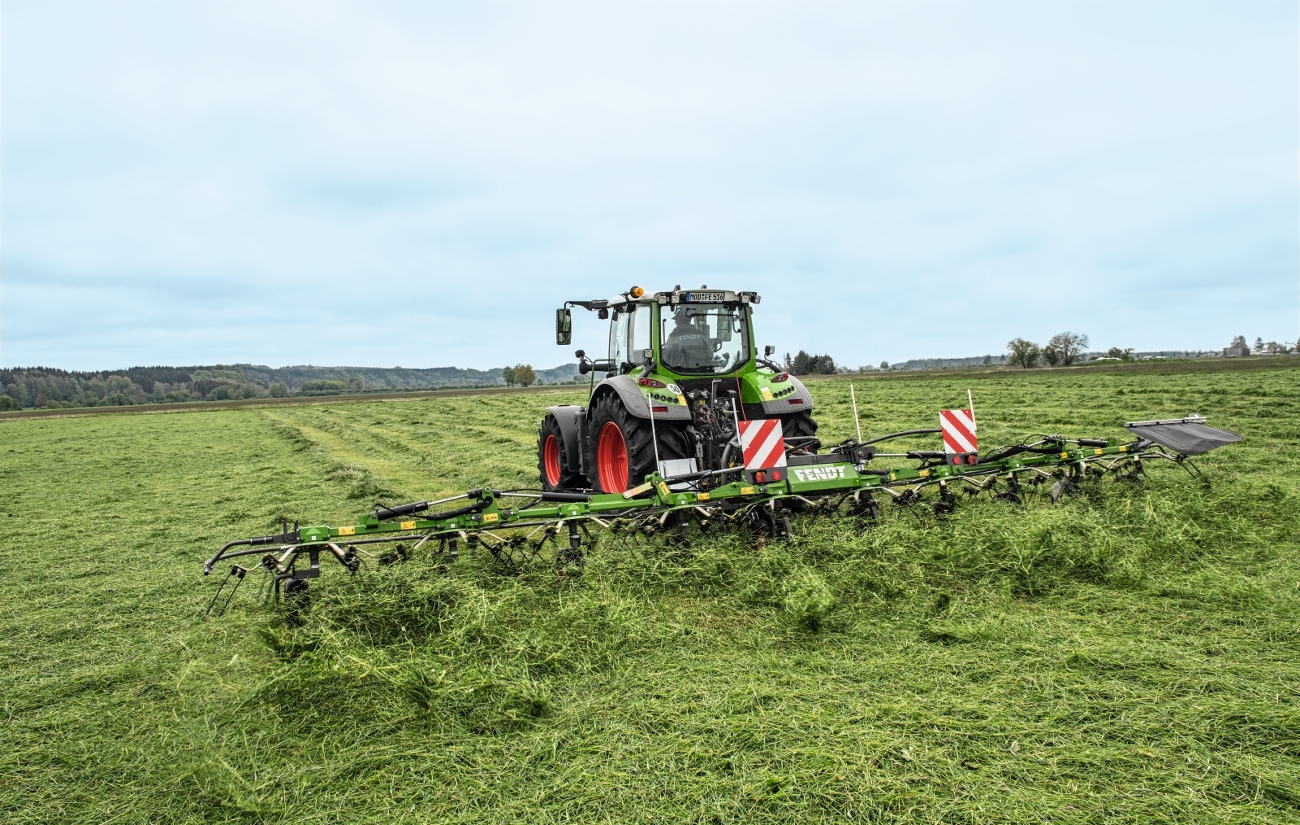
1222;346;1250;357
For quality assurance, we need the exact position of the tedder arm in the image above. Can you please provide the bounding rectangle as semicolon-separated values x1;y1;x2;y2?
203;415;1240;615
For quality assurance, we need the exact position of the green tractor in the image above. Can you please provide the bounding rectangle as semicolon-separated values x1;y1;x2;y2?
539;285;820;493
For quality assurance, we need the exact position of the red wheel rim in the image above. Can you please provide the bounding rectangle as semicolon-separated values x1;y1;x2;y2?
543;434;561;487
596;421;629;492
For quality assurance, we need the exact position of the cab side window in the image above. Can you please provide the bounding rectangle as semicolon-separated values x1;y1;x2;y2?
630;304;652;363
608;309;629;372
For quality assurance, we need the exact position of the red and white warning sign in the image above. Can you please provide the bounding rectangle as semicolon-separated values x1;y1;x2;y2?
739;419;788;470
940;409;978;465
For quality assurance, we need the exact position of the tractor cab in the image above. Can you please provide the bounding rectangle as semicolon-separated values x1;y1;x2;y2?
555;286;760;379
541;286;818;494
585;291;759;376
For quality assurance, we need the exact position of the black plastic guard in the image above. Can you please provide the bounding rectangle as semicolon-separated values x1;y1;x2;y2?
1123;416;1242;455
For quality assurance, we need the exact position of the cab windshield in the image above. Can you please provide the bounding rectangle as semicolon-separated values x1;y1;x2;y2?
660;303;750;374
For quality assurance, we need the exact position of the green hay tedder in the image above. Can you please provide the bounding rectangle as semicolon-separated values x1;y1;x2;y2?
204;285;1242;615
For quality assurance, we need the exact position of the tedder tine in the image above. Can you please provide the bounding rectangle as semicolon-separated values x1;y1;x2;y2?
205;565;248;616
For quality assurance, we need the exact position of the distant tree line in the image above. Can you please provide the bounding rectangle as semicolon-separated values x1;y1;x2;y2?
1005;332;1090;368
784;351;837;375
0;362;580;412
1229;334;1296;355
764;329;1291;376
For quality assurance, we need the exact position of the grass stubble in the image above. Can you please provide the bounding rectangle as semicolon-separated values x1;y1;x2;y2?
0;363;1297;823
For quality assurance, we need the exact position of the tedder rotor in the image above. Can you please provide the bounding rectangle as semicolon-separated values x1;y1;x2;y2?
203;285;1243;616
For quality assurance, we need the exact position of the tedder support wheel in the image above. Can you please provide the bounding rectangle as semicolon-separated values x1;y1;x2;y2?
538;414;586;491
588;393;690;493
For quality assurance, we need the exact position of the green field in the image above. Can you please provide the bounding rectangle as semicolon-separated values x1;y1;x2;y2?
2;363;1298;823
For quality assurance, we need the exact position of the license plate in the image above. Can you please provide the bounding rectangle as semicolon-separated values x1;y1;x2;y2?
683;291;724;302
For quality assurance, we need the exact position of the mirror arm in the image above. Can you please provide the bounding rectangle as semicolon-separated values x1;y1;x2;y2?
565;300;609;312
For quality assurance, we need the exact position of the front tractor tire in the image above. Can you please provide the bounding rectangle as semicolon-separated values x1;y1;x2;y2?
588;394;690;494
538;414;586;491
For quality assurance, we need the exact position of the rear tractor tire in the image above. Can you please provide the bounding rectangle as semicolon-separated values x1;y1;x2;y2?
588;394;691;494
776;410;820;453
538;414;587;491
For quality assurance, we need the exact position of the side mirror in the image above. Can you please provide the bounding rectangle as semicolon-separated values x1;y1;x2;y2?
718;320;733;342
764;345;776;357
556;308;572;346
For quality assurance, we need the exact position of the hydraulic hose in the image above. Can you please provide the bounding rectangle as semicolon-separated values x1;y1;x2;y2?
427;498;492;520
860;428;942;446
372;501;429;520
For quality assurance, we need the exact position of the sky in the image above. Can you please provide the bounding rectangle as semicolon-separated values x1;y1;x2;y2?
2;0;1297;371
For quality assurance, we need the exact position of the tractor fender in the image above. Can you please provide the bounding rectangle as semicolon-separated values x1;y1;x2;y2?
756;374;815;417
546;405;585;474
588;375;693;422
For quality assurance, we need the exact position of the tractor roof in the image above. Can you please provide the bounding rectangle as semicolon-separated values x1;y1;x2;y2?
565;286;761;314
605;286;761;307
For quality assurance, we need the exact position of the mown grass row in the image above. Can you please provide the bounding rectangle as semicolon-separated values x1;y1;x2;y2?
1;362;1297;823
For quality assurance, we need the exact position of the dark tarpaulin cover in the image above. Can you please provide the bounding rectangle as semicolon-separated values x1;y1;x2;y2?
1123;420;1242;455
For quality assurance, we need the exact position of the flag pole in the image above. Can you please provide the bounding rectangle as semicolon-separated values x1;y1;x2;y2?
851;383;863;443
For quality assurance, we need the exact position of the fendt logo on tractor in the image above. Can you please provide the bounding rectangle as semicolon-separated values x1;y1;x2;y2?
203;284;1243;613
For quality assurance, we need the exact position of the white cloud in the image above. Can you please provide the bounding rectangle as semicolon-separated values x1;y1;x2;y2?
2;0;1296;369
